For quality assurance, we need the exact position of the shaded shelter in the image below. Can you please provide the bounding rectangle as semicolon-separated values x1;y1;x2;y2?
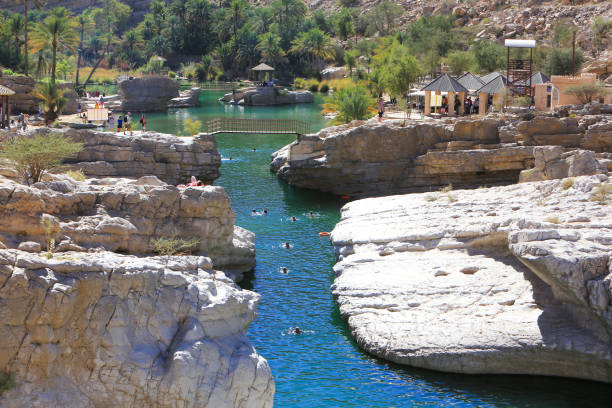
250;63;275;84
456;72;485;92
421;73;468;116
479;71;507;85
0;84;15;128
476;75;506;115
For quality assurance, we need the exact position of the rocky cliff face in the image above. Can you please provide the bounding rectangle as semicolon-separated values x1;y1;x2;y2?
118;77;180;112
0;174;253;276
272;115;612;197
0;250;274;407
330;175;612;383
39;128;221;185
0;76;78;115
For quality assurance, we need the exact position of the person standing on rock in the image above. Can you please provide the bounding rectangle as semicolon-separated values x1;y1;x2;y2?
378;98;385;121
140;114;146;132
117;115;123;134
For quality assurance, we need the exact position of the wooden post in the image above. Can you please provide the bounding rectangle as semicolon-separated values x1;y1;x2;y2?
572;31;576;77
424;91;431;116
458;92;465;115
448;91;456;116
479;92;488;115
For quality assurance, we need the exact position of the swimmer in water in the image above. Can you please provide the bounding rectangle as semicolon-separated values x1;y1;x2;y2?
263;209;268;215
284;242;290;249
252;148;256;152
280;267;288;274
291;216;297;222
252;209;258;215
309;211;314;217
229;156;233;160
292;327;302;335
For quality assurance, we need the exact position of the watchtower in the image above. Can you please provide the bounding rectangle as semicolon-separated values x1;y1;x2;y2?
505;39;536;97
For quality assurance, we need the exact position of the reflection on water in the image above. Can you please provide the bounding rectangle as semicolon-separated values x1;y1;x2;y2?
145;92;611;408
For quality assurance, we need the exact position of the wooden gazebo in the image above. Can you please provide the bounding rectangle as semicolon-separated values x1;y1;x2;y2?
250;63;275;83
421;74;468;116
0;84;15;129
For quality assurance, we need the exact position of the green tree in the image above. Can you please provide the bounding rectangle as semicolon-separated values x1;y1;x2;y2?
197;54;213;81
446;50;473;76
363;0;403;36
471;39;505;73
344;49;359;77
74;12;93;88
257;32;285;66
8;14;24;67
332;8;355;41
15;0;44;76
591;17;611;53
30;12;78;84
384;53;420;100
290;28;334;71
322;85;376;125
563;84;608;104
2;131;83;184
32;78;68;123
545;48;584;76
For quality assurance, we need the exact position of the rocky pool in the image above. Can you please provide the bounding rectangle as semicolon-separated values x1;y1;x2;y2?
145;91;611;407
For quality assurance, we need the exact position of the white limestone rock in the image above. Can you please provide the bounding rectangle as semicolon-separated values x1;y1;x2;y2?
331;175;612;383
0;250;274;407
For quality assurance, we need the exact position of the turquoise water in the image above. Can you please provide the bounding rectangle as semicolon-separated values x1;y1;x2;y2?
146;93;611;407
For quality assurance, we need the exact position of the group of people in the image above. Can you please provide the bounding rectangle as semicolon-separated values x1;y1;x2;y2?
107;112;146;135
441;95;480;115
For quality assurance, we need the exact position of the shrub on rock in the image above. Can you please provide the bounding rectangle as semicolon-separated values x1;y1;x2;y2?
2;133;83;184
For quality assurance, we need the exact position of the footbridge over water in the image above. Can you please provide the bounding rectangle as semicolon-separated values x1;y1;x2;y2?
204;118;310;136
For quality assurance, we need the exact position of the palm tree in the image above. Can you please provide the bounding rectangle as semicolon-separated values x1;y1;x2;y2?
257;32;285;66
122;30;140;68
291;28;334;71
322;86;376;125
74;12;93;88
8;14;24;66
31;14;78;84
32;78;68;124
13;0;43;76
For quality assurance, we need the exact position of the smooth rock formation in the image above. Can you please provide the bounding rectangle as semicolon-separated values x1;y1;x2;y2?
0;174;254;275
222;86;314;106
519;146;608;182
33;128;222;185
168;87;201;108
331;175;612;383
273;115;612;197
320;66;346;80
0;76;78;114
0;250;274;407
118;77;180;112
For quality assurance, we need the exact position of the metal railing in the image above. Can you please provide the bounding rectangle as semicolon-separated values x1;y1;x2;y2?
205;118;310;135
198;82;243;90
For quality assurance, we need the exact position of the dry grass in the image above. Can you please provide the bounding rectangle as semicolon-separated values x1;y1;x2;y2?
561;178;574;190
440;184;453;193
590;184;612;204
65;169;86;181
424;194;438;202
150;235;200;256
545;215;561;224
74;67;138;84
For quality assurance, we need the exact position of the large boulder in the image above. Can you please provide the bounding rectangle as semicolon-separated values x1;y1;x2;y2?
241;86;313;106
0;250;274;407
331;175;612;383
0;75;38;113
519;146;608;182
118;76;180;112
320;66;346;80
167;87;201;108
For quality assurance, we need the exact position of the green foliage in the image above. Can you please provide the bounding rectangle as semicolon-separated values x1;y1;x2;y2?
591;17;612;52
32;79;69;124
446;50;474;76
66;169;86;181
150;234;200;256
196;55;214;81
344;49;359;76
319;83;329;93
0;372;16;395
552;21;576;48
360;0;403;36
322;85;376;125
2;133;84;185
471;39;505;73
332;8;355;40
563;84;608;104
290;28;334;71
183;118;202;136
383;51;420;98
545;48;584;76
30;12;78;83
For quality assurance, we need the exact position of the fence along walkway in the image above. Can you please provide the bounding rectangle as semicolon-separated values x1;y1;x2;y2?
198;82;243;90
205;118;310;136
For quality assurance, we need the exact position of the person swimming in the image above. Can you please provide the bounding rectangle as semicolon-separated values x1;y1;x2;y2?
252;148;257;152
252;209;258;215
290;216;297;222
280;267;288;274
284;242;290;249
292;327;302;335
309;211;314;217
263;209;268;215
